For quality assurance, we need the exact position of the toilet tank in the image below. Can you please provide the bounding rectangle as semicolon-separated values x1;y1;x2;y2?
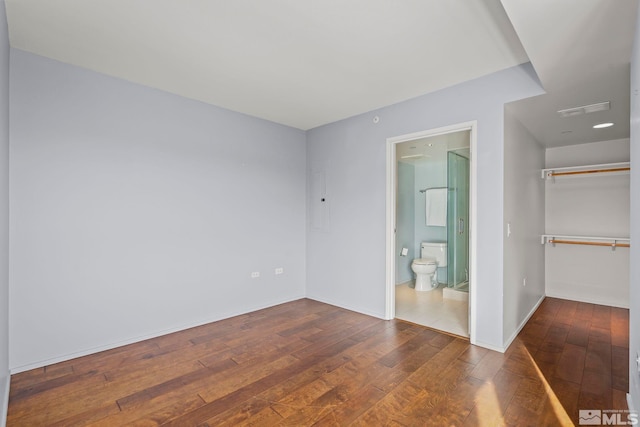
421;242;447;267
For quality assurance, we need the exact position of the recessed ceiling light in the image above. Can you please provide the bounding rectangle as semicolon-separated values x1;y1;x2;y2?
593;122;614;129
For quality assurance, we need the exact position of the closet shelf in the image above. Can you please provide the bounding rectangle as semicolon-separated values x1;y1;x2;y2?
541;162;630;179
541;234;630;250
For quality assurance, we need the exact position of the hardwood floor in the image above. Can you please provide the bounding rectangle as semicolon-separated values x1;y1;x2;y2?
7;297;629;426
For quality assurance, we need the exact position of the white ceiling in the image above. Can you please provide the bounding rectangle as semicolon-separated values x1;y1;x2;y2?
397;131;470;165
4;0;528;130
4;0;638;144
501;0;637;147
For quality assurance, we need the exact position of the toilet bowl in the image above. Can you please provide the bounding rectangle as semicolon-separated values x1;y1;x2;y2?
411;241;448;292
411;258;438;291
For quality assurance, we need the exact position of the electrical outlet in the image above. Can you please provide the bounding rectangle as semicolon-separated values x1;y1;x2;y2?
275;268;284;275
251;272;260;278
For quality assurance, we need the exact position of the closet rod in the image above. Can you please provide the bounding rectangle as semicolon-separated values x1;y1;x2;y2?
548;167;630;177
541;161;630;178
548;239;630;248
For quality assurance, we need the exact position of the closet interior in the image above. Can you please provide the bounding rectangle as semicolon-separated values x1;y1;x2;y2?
543;141;630;308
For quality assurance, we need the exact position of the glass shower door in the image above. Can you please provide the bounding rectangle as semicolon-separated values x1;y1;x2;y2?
447;152;470;289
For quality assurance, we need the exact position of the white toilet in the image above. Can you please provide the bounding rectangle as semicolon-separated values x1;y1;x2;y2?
411;242;448;291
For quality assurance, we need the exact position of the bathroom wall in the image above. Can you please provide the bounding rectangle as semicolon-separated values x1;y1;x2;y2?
306;63;545;350
545;138;630;308
414;157;447;283
9;49;307;371
0;0;9;423
503;107;545;347
396;161;415;284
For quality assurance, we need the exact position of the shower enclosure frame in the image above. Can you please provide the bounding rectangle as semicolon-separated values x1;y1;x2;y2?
385;121;478;344
447;150;470;291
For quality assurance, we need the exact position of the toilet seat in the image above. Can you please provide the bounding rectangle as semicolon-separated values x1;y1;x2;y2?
412;257;437;265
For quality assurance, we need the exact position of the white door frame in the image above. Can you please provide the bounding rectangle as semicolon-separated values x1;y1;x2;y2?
385;121;478;343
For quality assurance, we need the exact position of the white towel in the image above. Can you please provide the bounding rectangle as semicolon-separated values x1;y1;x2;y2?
425;188;447;227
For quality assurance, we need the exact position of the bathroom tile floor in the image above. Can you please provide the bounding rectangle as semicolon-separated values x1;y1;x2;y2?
395;282;469;337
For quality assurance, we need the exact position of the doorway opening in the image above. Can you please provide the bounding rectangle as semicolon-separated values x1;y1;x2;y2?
386;122;477;341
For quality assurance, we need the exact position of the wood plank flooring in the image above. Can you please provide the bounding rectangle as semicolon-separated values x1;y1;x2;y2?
7;297;629;426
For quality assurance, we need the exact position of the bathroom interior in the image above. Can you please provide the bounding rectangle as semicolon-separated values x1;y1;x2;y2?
395;130;471;337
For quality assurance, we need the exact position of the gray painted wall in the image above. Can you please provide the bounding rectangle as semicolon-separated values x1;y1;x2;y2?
9;49;307;371
0;0;9;423
503;107;545;344
629;3;640;413
306;63;544;349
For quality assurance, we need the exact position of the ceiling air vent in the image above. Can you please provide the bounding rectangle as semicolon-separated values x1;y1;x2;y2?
557;101;610;118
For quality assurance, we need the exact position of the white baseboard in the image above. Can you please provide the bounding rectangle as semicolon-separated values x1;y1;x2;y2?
305;294;386;320
396;280;413;287
10;294;306;374
1;376;9;427
545;290;629;309
471;340;508;353
502;294;546;352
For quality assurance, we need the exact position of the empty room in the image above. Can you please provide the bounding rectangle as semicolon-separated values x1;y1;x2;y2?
0;1;639;426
